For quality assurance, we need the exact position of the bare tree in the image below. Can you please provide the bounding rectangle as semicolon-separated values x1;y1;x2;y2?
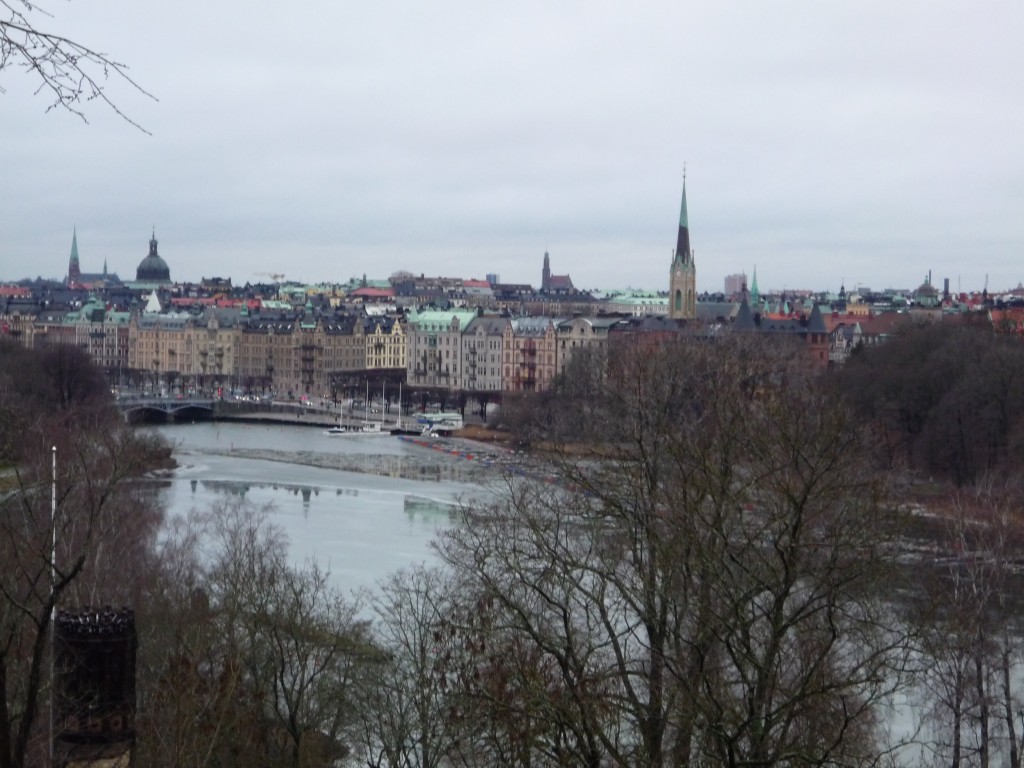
133;500;380;768
0;343;169;768
1;0;154;129
837;322;1024;486
914;481;1024;768
133;504;262;768
211;503;373;767
356;565;463;768
436;335;910;767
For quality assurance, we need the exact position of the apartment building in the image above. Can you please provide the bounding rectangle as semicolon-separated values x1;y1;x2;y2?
502;317;559;392
555;316;620;376
460;315;508;392
406;308;477;389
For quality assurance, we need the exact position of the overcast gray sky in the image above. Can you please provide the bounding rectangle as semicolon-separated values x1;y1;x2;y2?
2;1;1022;294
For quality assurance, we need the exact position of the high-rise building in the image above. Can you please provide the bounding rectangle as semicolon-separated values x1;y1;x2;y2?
724;273;747;296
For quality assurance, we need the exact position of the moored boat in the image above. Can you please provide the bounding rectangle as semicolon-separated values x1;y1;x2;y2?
324;421;388;437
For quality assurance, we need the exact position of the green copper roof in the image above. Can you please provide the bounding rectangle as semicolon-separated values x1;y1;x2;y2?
678;182;688;229
70;229;80;267
751;266;760;304
408;309;477;332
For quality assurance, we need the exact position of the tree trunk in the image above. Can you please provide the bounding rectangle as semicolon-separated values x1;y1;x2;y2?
1004;640;1019;768
976;647;989;768
951;667;962;768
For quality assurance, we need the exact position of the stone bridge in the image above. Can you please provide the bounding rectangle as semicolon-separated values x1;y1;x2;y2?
119;397;216;422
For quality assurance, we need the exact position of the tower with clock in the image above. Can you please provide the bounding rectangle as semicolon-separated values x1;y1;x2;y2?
668;172;696;319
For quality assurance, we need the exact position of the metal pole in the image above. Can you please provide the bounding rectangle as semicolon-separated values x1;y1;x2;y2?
50;445;56;768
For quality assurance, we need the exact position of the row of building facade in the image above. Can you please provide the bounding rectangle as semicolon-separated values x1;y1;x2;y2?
10;281;1011;402
1;296;678;397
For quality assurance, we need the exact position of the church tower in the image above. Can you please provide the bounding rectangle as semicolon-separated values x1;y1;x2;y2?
67;229;81;285
668;176;696;319
542;251;551;291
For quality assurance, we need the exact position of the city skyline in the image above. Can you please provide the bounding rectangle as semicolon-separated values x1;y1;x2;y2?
2;2;1022;293
2;226;1019;298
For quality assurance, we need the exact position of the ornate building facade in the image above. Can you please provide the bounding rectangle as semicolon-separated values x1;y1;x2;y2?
460;315;509;392
503;317;558;392
405;308;477;389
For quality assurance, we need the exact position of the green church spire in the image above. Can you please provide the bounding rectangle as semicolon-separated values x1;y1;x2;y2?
751;265;760;305
674;168;691;262
678;177;688;230
669;168;697;320
67;228;81;284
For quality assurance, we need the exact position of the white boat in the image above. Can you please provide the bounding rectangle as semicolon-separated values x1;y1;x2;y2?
416;412;464;433
389;382;426;435
324;421;388;437
328;381;385;437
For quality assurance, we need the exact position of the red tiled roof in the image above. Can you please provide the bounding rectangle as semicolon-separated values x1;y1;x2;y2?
170;297;216;306
821;312;867;332
858;313;913;336
548;275;574;289
991;309;1024;335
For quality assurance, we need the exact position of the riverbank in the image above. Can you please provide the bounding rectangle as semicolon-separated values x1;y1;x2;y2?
214;409;515;445
216;410;349;428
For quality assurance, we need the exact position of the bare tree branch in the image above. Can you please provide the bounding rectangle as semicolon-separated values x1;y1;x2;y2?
1;0;156;132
